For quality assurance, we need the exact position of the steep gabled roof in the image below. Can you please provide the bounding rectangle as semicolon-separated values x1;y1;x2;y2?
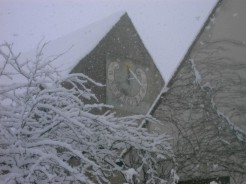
17;0;218;85
20;12;125;77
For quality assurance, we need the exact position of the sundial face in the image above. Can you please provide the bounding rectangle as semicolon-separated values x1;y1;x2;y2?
107;59;148;106
106;57;164;115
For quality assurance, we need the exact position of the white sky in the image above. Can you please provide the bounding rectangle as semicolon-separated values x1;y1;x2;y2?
0;0;217;83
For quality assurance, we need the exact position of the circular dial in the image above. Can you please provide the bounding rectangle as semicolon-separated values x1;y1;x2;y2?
107;59;147;106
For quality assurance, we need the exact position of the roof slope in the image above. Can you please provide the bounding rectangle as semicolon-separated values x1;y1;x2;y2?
20;11;125;77
14;1;218;85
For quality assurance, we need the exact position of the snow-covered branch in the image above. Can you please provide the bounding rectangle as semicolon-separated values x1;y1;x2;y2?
0;42;174;184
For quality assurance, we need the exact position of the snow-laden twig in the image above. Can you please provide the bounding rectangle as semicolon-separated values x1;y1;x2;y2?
0;42;174;184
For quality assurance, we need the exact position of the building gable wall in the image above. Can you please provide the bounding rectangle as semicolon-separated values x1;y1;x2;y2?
71;13;164;114
152;0;246;183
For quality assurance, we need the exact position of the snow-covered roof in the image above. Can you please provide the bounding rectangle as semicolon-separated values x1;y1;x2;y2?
19;3;217;84
19;12;125;77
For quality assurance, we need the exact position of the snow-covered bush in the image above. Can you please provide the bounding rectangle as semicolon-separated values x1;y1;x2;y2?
0;42;174;184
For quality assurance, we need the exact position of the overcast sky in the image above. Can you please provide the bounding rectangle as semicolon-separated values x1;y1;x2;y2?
0;0;217;82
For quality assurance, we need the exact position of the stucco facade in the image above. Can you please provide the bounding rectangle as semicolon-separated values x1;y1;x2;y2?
152;0;246;183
